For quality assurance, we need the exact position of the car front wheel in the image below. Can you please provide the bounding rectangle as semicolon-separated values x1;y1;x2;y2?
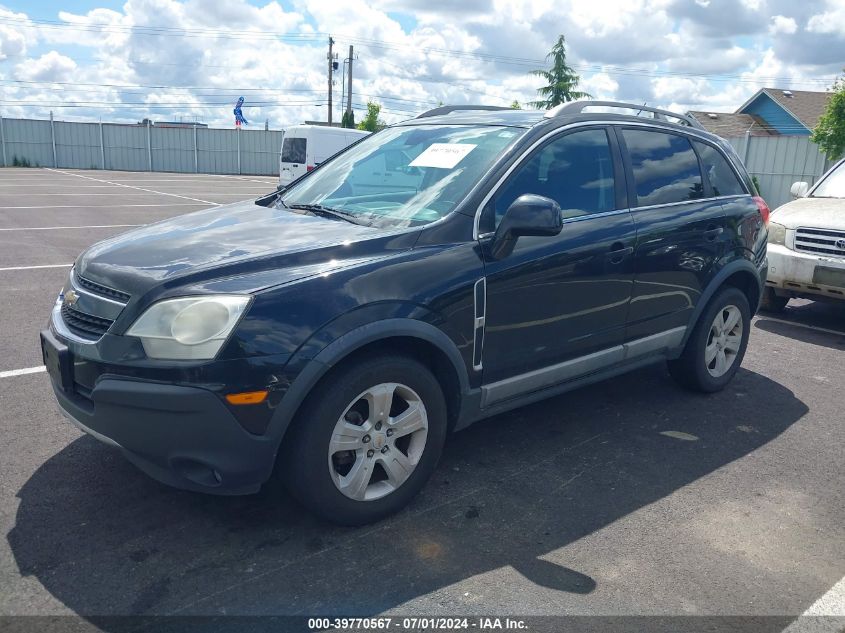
282;354;447;525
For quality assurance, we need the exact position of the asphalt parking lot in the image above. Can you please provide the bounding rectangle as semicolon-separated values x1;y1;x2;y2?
0;168;842;630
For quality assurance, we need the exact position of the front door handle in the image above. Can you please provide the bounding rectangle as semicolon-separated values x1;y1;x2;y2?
704;226;724;241
607;242;633;265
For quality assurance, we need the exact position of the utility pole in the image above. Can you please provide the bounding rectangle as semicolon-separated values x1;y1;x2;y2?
327;36;335;126
346;45;354;123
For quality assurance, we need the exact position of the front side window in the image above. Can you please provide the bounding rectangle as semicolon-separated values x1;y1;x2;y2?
280;124;524;228
624;129;704;206
813;160;845;198
482;128;616;231
281;137;307;164
693;141;745;197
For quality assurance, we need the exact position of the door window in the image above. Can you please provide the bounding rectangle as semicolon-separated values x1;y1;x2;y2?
281;137;307;164
623;130;704;206
485;128;616;231
692;141;745;197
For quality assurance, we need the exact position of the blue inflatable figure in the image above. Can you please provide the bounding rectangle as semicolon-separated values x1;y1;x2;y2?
234;96;248;127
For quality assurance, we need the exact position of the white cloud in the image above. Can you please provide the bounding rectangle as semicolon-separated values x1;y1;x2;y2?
0;0;839;128
15;51;77;82
807;2;845;36
769;15;798;35
0;7;37;61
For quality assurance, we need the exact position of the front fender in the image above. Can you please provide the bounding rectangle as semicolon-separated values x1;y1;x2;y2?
264;311;471;445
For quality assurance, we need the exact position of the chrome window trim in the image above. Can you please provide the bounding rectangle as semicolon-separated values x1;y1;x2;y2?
473;119;748;239
630;193;750;213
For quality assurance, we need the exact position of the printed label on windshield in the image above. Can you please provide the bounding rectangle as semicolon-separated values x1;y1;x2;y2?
409;143;477;169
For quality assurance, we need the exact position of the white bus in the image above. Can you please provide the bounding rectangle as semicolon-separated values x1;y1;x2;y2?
279;125;370;186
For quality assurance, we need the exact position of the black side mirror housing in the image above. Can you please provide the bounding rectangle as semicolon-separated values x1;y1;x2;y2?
487;194;563;260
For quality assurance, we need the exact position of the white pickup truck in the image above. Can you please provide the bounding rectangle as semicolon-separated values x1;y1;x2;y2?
763;157;845;311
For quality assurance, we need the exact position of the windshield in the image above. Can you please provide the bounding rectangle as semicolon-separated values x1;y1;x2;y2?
277;124;524;228
813;161;845;198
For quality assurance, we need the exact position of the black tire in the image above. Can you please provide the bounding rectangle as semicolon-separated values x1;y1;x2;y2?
281;354;448;526
759;286;789;313
668;287;751;393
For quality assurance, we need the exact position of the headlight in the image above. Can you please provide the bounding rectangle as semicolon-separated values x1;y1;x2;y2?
768;221;786;246
126;295;250;360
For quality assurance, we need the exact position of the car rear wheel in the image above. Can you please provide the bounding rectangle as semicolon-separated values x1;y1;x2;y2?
760;286;789;313
282;354;447;525
668;287;750;393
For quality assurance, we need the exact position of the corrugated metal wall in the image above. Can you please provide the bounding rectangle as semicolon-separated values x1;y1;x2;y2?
0;116;283;176
727;135;832;208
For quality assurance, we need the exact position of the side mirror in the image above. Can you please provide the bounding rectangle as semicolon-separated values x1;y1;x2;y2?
790;181;809;199
487;194;563;260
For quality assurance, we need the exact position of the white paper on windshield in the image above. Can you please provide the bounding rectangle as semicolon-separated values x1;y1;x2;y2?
409;143;477;169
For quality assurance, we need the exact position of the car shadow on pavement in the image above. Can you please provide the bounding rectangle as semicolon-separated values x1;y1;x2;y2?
8;364;808;622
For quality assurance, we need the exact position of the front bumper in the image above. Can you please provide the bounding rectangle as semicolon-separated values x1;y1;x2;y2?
41;325;288;495
49;373;279;494
766;243;845;301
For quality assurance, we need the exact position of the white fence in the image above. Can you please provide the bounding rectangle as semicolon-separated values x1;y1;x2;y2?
0;116;833;203
727;135;832;209
0;116;283;176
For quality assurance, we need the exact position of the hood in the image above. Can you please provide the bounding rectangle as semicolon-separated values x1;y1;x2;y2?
771;196;845;230
76;199;404;297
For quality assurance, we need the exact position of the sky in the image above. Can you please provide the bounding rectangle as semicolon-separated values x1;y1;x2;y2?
0;0;843;129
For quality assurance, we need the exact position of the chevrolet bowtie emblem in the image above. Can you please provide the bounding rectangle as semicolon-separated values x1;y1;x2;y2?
63;290;79;306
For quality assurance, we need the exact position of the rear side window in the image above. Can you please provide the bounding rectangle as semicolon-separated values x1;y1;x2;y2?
281;137;307;164
693;141;745;197
492;128;616;226
623;130;704;207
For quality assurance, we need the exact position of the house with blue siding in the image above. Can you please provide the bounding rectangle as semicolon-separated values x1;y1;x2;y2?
690;88;831;138
736;88;830;136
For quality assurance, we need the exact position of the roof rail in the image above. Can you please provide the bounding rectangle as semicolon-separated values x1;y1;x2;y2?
545;100;704;130
416;105;513;119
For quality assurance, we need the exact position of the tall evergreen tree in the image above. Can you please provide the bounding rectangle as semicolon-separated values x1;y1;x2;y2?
529;35;591;109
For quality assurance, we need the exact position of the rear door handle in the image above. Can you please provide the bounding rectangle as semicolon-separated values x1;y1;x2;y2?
607;242;633;264
704;226;724;241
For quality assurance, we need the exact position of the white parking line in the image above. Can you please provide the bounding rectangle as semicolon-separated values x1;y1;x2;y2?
45;168;219;205
782;575;845;631
0;264;71;271
755;316;845;337
0;224;140;231
0;366;45;379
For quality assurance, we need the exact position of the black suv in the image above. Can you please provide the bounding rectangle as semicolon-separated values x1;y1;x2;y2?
41;101;769;525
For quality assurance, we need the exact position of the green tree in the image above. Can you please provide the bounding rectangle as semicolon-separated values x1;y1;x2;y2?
357;101;384;132
510;100;521;109
341;110;356;129
529;35;591;109
812;75;845;160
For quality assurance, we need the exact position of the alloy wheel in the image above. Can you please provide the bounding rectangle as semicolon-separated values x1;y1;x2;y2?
705;304;743;378
328;382;429;501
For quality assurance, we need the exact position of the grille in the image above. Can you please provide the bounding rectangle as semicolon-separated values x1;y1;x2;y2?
76;274;131;303
60;303;114;340
794;227;845;257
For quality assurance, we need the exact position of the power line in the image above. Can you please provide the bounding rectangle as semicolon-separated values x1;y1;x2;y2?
0;15;835;86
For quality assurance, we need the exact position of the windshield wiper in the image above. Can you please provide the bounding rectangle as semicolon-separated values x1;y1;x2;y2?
286;203;366;225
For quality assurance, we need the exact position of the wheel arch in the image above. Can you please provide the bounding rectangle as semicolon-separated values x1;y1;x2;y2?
267;318;470;451
679;259;762;350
